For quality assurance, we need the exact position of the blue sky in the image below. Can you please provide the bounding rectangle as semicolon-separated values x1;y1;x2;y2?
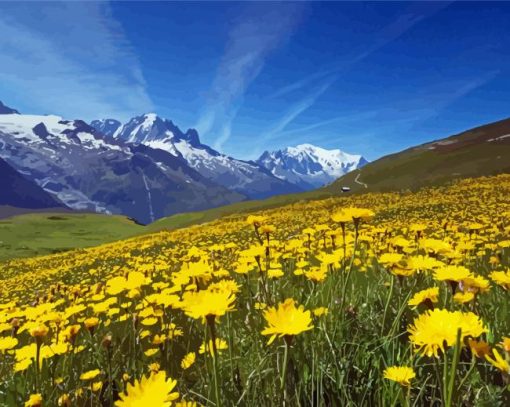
1;1;510;161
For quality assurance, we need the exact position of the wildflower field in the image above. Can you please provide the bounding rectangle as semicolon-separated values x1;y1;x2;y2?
1;175;510;406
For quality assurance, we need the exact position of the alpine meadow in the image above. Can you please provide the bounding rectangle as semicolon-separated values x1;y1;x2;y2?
1;175;510;405
1;2;510;406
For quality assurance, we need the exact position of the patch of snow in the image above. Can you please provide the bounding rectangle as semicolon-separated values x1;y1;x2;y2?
487;134;510;142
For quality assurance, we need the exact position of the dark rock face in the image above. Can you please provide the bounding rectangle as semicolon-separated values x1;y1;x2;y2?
0;157;65;209
0;101;19;114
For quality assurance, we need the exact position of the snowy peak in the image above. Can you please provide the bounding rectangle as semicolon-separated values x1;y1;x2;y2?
257;143;368;189
89;113;301;199
0;101;19;115
108;113;201;147
0;114;122;151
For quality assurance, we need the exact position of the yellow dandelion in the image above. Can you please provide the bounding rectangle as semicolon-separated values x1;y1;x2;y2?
383;366;415;386
181;352;196;370
115;371;179;407
80;369;101;381
485;349;510;375
408;309;487;357
25;394;42;407
0;336;18;352
261;298;313;345
408;287;439;309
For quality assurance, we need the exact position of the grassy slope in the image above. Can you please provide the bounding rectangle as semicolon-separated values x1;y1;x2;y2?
0;212;142;261
326;117;510;193
146;189;331;232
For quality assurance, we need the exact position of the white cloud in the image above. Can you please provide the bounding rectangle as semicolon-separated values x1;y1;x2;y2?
0;1;153;121
195;3;305;150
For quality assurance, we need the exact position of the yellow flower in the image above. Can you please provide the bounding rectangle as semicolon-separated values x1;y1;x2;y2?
246;215;266;227
0;336;18;352
500;337;510;352
144;348;159;357
346;207;375;221
30;324;49;338
383;366;415;386
331;210;351;224
406;255;443;271
92;381;103;392
115;371;179;407
408;309;487;357
312;307;328;317
58;394;71;407
261;298;314;345
490;270;510;290
199;338;228;357
181;352;196;370
462;275;490;293
453;291;475;304
25;394;42;407
485;349;510;375
378;252;404;266
84;317;100;329
304;267;328;282
141;317;159;326
433;265;472;282
80;369;101;381
181;289;235;322
408;287;439;309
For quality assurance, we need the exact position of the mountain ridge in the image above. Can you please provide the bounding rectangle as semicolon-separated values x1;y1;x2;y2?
0;112;244;223
93;113;304;199
257;143;368;189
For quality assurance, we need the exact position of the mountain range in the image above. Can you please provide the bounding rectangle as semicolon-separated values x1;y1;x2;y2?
0;101;366;223
257;144;368;189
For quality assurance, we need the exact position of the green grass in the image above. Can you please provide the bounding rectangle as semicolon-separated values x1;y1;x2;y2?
147;189;332;232
0;213;143;261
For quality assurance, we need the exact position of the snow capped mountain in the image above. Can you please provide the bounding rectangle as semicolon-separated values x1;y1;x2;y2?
0;113;243;223
257;143;368;189
94;113;302;199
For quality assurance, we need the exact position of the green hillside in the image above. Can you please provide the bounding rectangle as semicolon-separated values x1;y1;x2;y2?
0;212;142;261
326;116;510;194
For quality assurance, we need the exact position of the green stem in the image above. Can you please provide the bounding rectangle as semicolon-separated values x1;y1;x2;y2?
433;356;444;403
442;348;449;406
446;328;462;407
207;316;221;407
281;337;291;404
380;274;395;336
107;348;113;407
35;340;41;393
339;226;359;316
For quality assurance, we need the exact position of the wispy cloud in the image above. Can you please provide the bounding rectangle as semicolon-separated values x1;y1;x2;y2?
195;3;305;151
261;76;338;143
0;1;152;121
277;110;380;138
